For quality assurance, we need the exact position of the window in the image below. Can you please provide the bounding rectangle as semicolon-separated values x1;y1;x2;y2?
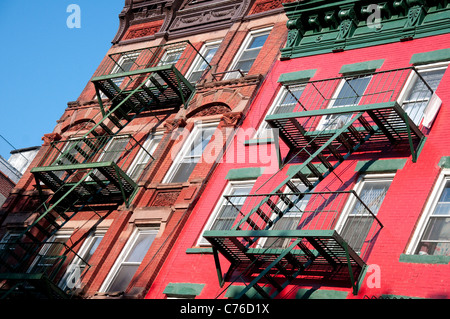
338;174;393;253
408;173;450;256
186;40;221;83
100;227;158;293
256;84;305;139
198;181;254;246
100;52;139;99
59;229;106;291
399;64;447;126
149;46;185;86
262;180;313;249
92;136;130;179
127;133;162;181
163;123;217;183
28;231;72;276
225;28;271;80
317;75;371;130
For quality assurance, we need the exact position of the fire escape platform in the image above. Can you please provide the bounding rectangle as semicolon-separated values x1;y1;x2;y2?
31;161;137;205
204;229;365;290
0;273;69;299
91;64;194;113
265;101;424;154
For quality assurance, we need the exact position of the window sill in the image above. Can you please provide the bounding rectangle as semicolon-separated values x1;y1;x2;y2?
186;247;214;254
399;253;450;264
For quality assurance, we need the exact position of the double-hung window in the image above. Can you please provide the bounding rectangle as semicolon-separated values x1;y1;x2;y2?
224;27;271;80
127;133;162;182
338;174;393;253
149;46;185;86
164;123;217;183
318;75;371;130
186;40;221;83
408;173;450;256
198;181;254;246
100;227;158;293
399;64;447;126
256;84;305;139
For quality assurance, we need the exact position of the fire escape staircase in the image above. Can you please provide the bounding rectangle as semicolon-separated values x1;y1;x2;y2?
204;68;431;299
0;42;202;298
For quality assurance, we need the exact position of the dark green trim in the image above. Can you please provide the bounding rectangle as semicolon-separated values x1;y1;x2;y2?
225;167;264;181
278;69;317;83
399;253;450;264
243;138;274;146
339;60;384;75
355;158;407;173
225;285;271;299
296;288;349;299
410;48;450;65
163;283;205;297
185;247;214;254
438;155;450;169
282;0;450;59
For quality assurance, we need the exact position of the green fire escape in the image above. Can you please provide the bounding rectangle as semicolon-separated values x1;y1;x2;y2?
0;41;211;299
204;67;435;299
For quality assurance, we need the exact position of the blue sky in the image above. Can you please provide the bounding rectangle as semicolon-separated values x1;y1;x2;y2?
0;0;124;159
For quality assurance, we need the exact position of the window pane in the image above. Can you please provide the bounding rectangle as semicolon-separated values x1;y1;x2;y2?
274;86;305;114
334;76;371;107
248;34;269;49
351;180;391;215
125;232;156;263
169;161;198;183
107;264;139;293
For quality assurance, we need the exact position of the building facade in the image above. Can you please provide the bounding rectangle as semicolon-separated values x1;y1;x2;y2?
1;0;450;300
146;0;450;299
0;0;290;299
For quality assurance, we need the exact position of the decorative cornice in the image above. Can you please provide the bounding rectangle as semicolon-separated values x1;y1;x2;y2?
282;0;450;59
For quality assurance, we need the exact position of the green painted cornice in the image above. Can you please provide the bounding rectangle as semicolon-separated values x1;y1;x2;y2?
281;0;450;59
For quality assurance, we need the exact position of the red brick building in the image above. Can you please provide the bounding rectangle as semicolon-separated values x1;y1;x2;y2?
0;0;290;299
146;0;450;299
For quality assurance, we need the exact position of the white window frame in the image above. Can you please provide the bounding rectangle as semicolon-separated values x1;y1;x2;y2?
127;131;163;182
162;121;218;184
99;227;158;293
255;84;305;139
185;39;222;84
224;27;272;80
316;75;372;131
197;180;255;246
406;170;450;256
396;62;448;126
58;228;107;291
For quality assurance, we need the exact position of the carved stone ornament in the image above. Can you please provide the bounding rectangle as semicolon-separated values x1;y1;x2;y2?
221;111;242;127
164;117;187;132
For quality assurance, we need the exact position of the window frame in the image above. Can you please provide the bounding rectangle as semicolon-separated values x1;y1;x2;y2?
127;131;163;182
316;75;372;131
406;170;450;256
255;84;306;139
197;180;256;246
224;27;272;80
185;39;222;84
335;173;394;253
162;121;218;184
396;62;448;126
99;227;158;293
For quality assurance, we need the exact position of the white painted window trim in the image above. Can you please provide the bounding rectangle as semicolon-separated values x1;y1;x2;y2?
405;169;450;255
224;27;272;80
334;173;395;233
162;121;218;184
99;227;158;293
396;62;448;126
185;39;222;83
197;180;256;246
